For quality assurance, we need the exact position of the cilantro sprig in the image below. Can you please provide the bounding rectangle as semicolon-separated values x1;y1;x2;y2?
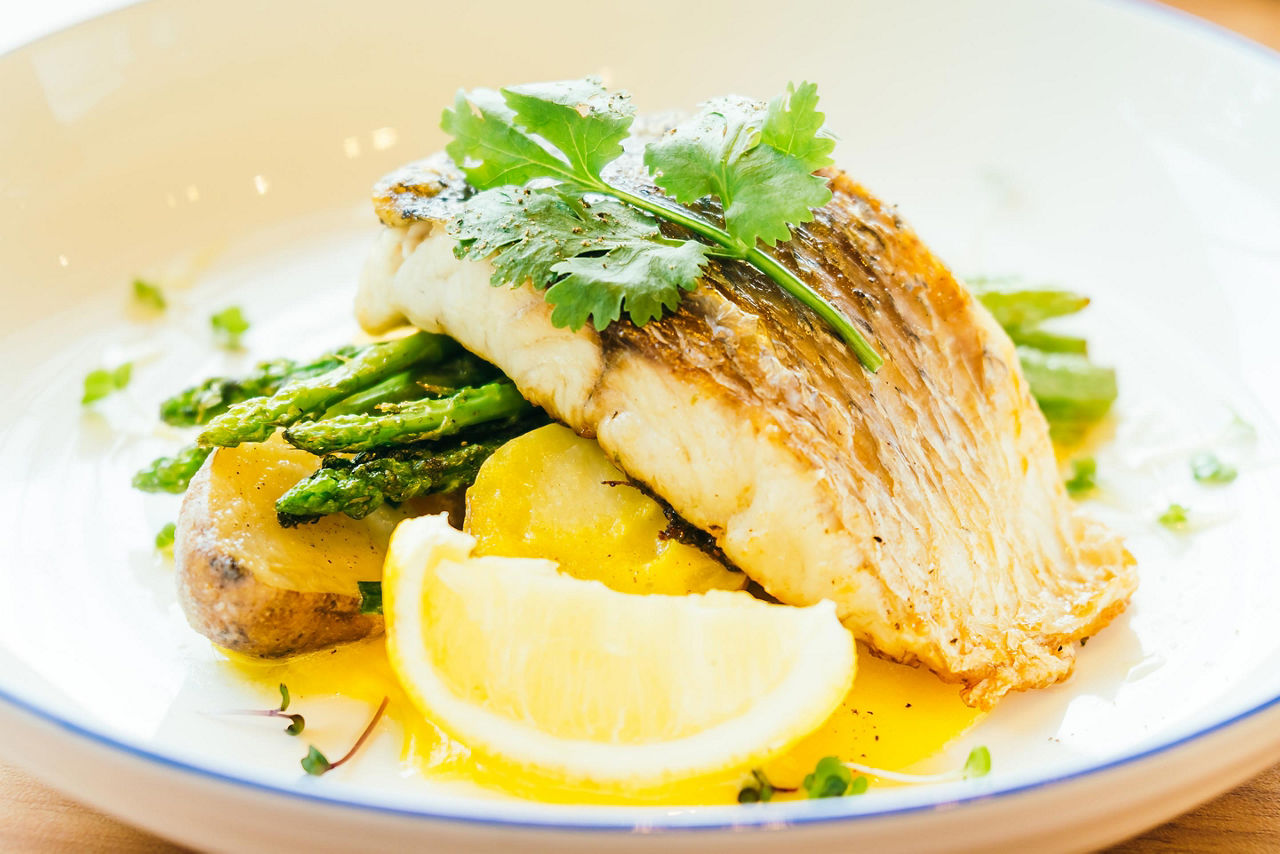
442;77;882;371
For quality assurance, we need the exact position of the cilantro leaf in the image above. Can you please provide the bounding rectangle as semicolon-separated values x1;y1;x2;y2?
211;307;250;349
723;144;832;249
547;239;710;331
132;278;166;311
442;89;579;190
761;81;837;172
1191;452;1237;485
452;187;709;331
501;78;635;179
82;362;132;405
451;188;655;290
643;98;759;205
644;91;832;249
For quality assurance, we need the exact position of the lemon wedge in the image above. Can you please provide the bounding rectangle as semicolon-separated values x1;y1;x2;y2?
384;513;856;791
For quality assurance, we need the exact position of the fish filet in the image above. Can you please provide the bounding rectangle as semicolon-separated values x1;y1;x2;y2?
354;138;1137;709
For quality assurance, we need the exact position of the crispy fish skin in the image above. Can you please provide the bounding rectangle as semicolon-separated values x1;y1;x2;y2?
357;153;1136;709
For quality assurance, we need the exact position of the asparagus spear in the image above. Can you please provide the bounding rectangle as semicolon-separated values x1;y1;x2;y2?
1017;347;1117;442
159;347;360;427
198;332;455;447
967;277;1091;329
319;369;437;419
132;444;212;493
275;433;513;523
319;356;499;418
1006;327;1088;355
283;381;531;454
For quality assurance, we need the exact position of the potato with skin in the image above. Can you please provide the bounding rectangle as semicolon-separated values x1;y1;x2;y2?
175;437;400;657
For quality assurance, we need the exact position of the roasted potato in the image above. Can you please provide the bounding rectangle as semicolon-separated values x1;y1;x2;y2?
174;437;443;657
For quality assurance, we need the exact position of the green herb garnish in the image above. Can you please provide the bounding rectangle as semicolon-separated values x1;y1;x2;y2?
1191;452;1237;485
1158;503;1190;530
82;363;132;405
962;745;991;778
442;77;881;371
357;581;383;615
300;745;331;775
154;522;176;552
223;682;305;735
737;768;788;803
1064;457;1097;497
802;755;865;799
743;745;992;805
301;696;389;777
132;278;167;311
210;306;250;349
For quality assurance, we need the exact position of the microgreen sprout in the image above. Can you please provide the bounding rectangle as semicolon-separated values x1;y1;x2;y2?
301;696;389;777
803;755;865;798
737;768;791;803
222;682;305;735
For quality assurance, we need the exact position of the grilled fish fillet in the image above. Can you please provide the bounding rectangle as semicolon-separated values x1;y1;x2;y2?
355;144;1137;709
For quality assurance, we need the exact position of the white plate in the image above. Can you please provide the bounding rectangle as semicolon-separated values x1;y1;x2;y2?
2;0;1280;851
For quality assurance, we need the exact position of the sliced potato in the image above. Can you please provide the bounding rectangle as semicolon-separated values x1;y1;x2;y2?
465;424;745;595
175;437;445;657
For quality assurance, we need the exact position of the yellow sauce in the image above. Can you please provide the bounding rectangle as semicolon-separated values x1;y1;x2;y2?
226;637;982;804
220;425;984;803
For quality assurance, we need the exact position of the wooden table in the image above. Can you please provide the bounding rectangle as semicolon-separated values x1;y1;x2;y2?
2;0;1278;850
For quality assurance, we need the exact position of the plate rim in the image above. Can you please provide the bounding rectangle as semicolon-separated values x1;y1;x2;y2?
3;0;1280;837
2;673;1280;832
